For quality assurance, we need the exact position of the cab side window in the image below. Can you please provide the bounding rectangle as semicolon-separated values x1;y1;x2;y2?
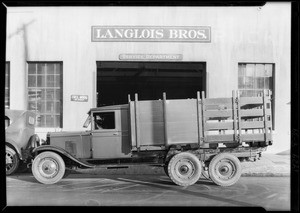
93;112;115;130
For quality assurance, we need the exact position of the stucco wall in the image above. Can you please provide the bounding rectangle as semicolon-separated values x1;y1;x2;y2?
6;3;291;153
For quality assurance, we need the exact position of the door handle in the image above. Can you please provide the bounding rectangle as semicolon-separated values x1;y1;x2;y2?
113;132;119;136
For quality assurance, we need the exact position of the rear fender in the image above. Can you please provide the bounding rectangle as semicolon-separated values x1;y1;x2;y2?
6;140;22;160
32;145;95;168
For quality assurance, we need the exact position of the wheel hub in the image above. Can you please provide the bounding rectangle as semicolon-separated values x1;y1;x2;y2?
6;153;13;165
179;165;189;174
39;158;58;178
175;159;194;178
219;166;229;174
216;160;235;180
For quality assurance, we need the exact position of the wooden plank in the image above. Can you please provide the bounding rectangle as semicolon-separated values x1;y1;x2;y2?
204;103;233;110
139;122;165;145
163;92;169;146
201;91;206;141
205;121;234;130
240;109;264;117
134;94;140;150
239;97;263;106
204;98;232;105
263;90;269;141
204;134;235;142
197;91;203;145
241;121;272;129
129;101;136;147
237;91;242;144
139;100;164;122
167;124;198;144
165;99;197;122
240;133;266;141
203;110;233;118
232;91;237;142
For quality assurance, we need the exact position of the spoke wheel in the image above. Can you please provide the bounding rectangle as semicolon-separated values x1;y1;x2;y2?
168;152;202;186
32;151;65;184
6;146;20;175
208;153;241;187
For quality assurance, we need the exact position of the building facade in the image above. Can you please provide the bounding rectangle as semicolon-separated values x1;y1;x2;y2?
5;3;291;153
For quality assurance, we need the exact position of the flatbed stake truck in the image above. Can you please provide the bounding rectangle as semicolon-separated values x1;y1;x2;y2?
31;90;272;187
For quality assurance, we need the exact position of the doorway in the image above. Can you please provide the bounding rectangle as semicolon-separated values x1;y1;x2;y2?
96;61;206;106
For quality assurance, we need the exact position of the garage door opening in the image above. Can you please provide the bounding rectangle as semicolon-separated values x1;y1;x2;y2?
96;61;206;107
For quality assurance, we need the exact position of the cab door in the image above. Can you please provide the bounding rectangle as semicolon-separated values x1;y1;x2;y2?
91;110;130;159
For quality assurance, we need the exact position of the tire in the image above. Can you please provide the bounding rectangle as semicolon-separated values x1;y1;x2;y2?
6;146;20;175
168;152;202;187
163;164;169;177
32;151;65;184
208;153;241;187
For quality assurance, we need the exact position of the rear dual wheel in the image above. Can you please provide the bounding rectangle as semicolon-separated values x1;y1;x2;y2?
208;153;241;187
167;152;202;186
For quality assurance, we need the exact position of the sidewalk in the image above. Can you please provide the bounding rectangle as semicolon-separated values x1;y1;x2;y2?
240;153;290;177
73;153;290;177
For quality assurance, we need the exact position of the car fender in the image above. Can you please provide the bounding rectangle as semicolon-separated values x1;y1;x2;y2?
32;145;95;168
6;139;23;160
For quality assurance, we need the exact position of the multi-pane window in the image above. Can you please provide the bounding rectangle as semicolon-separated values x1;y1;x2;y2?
28;62;62;128
238;63;275;128
238;63;274;96
5;62;10;109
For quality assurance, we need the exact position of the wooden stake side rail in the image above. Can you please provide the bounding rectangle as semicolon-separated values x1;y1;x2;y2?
202;90;272;144
128;90;272;149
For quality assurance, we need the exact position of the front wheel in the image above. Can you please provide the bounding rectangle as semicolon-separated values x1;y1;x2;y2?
208;153;241;187
32;151;65;184
168;152;202;186
6;146;20;175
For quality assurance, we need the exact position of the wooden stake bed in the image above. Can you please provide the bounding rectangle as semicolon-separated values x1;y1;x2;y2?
129;90;272;149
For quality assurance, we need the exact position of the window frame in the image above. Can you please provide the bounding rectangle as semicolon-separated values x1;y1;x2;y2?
238;62;275;129
27;61;63;128
91;111;116;131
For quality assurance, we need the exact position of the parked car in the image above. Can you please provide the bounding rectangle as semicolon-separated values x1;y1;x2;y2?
31;90;272;186
5;109;41;175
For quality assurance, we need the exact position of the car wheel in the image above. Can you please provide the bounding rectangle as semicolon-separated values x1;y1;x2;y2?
208;153;241;187
6;145;20;175
168;152;202;186
32;151;65;184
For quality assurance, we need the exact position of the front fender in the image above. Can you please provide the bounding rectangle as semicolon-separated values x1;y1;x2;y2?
32;145;95;168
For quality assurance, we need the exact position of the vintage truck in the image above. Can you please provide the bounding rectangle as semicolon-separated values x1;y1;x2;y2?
31;90;272;186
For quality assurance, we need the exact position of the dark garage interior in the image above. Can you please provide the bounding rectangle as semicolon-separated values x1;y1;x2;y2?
96;61;206;106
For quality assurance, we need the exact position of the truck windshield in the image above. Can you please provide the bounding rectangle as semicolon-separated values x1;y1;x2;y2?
83;115;91;128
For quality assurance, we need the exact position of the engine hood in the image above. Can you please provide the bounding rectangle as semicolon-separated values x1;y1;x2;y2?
48;131;90;138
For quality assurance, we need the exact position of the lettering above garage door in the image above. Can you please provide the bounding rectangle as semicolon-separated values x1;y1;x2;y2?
91;26;211;42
